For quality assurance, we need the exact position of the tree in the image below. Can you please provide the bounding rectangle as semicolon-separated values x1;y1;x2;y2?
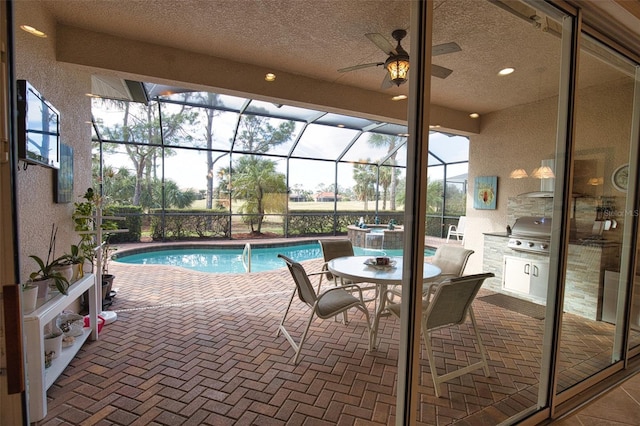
368;134;402;210
235;115;296;153
95;98;197;208
427;178;444;213
163;180;197;208
353;161;376;210
233;157;287;234
193;92;223;209
377;165;400;210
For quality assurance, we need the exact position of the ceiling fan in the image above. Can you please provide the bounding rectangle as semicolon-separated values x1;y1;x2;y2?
338;29;461;88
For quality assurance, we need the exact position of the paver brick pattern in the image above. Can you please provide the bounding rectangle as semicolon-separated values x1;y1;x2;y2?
40;253;621;425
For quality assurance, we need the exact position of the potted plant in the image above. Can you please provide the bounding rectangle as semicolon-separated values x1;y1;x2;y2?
56;244;85;281
28;255;70;297
21;282;39;312
28;225;70;297
73;187;119;308
100;234;117;309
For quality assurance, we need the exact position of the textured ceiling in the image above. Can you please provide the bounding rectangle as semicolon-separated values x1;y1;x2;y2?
36;0;640;118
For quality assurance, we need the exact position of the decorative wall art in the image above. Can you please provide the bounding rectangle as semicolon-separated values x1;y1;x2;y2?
474;176;497;210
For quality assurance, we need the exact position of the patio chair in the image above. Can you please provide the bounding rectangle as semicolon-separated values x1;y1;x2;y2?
428;245;474;284
318;239;378;302
277;254;372;364
390;245;474;300
446;216;466;243
384;273;493;397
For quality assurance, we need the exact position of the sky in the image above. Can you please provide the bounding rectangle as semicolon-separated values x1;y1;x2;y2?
94;100;469;194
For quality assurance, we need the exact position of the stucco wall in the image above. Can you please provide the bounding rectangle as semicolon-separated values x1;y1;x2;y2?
465;78;634;274
14;3;92;283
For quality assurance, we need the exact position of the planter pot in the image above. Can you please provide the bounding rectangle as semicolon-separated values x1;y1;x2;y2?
102;274;115;309
33;278;52;299
51;264;73;283
22;285;39;312
71;262;84;281
44;332;63;360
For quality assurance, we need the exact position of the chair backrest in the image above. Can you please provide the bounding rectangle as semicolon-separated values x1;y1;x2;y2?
431;245;474;276
424;272;494;330
319;239;355;280
457;216;467;232
319;239;355;261
278;254;318;306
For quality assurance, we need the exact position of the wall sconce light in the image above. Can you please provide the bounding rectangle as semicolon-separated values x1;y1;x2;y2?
531;166;555;179
509;168;529;179
588;177;604;186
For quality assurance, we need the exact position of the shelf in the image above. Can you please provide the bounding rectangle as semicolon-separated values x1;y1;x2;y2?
44;327;91;390
23;273;99;423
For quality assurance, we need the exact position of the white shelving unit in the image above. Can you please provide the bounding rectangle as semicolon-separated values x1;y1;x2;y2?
23;273;99;423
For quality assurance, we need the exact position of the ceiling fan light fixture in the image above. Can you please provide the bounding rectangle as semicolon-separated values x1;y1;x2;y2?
385;55;410;86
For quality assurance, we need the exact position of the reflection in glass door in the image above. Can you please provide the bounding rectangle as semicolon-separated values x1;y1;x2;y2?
422;0;567;423
557;34;639;395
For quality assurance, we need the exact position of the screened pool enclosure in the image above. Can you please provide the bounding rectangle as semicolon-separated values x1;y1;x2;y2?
90;86;469;242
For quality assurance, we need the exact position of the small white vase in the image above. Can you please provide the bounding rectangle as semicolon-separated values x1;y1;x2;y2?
33;278;52;299
44;332;63;360
22;285;39;312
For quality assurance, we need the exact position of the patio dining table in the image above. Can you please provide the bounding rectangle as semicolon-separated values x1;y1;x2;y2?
327;255;441;349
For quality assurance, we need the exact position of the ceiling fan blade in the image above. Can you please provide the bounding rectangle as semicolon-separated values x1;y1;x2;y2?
338;62;384;73
366;33;397;55
432;41;461;57
432;64;453;79
380;73;394;89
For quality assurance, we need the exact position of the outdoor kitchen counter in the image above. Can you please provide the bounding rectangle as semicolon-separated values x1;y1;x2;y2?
483;233;620;320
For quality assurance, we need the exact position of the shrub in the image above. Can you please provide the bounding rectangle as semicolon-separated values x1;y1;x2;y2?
150;209;231;240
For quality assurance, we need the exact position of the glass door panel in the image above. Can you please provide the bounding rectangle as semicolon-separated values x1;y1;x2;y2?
557;34;638;394
424;0;566;422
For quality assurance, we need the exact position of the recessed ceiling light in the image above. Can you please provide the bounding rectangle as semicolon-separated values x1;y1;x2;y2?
20;25;47;38
469;112;480;118
429;124;441;129
265;73;276;82
498;67;515;76
337;124;345;128
392;95;407;101
398;133;410;137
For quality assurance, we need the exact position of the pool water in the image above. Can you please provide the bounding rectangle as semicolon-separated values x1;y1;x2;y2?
114;243;435;274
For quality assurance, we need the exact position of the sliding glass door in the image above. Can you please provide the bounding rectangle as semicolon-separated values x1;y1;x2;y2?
556;33;639;396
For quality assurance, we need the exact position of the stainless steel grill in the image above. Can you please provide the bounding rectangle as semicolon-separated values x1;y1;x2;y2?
507;216;552;254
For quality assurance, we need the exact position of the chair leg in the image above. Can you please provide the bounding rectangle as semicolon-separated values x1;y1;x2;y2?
354;304;373;352
293;311;316;364
276;289;296;337
469;307;490;377
421;319;442;397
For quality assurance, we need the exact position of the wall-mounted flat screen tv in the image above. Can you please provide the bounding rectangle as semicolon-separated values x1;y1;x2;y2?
17;80;60;169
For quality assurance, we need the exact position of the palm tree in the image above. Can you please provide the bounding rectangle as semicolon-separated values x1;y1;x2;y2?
368;134;403;210
353;162;376;210
232;157;286;234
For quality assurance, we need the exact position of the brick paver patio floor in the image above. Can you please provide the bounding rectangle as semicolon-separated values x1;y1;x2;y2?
40;246;622;425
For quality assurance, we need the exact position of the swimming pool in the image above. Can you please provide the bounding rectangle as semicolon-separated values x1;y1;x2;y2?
114;242;435;274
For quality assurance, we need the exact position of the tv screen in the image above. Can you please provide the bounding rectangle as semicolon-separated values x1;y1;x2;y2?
17;80;60;169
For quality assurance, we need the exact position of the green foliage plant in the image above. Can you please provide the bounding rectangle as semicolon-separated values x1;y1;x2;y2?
72;187;118;274
28;225;69;295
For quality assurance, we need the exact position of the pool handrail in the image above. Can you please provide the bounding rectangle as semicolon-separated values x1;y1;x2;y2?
242;243;251;272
